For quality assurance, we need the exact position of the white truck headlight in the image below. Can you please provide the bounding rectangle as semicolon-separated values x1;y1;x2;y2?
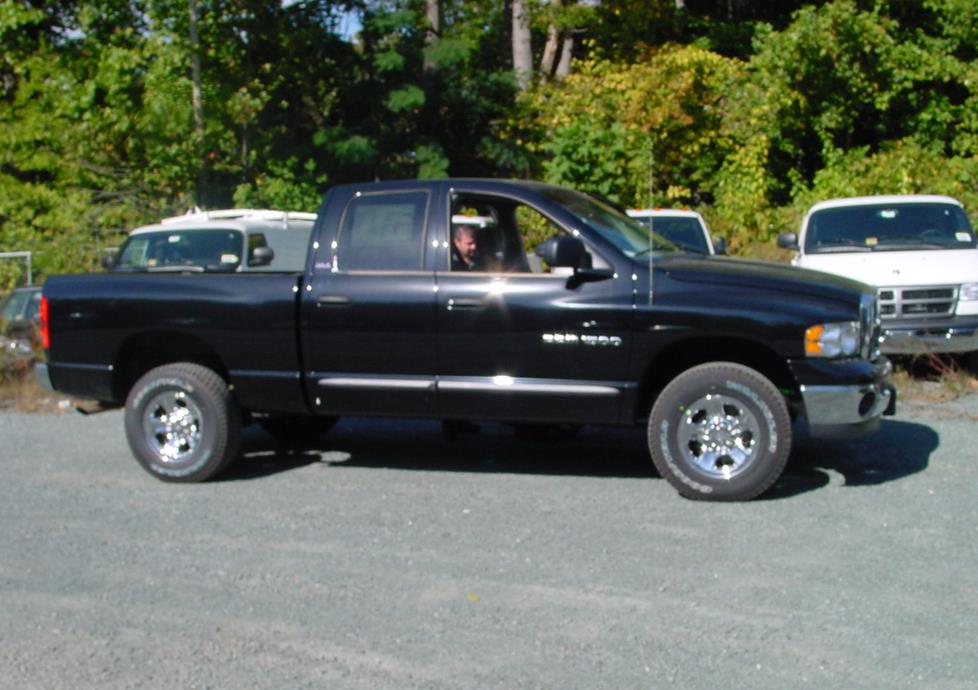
960;283;978;301
805;321;861;358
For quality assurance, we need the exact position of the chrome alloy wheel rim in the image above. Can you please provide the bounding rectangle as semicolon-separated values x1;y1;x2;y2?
142;391;203;464
678;393;761;479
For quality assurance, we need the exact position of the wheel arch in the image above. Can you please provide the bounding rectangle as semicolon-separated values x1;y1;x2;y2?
633;336;800;423
112;331;230;402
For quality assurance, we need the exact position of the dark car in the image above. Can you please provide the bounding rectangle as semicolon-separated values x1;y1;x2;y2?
0;285;43;359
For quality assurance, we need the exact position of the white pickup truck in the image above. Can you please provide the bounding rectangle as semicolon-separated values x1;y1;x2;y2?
778;195;978;358
626;208;727;255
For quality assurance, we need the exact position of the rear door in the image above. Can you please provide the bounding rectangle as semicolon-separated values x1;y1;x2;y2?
300;184;441;416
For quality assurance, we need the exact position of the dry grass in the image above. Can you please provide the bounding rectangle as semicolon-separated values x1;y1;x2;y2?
890;353;978;403
0;361;78;413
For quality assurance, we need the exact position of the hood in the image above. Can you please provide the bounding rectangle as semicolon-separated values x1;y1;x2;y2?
655;255;871;303
797;249;978;287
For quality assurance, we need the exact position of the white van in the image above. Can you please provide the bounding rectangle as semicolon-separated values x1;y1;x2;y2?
778;195;978;356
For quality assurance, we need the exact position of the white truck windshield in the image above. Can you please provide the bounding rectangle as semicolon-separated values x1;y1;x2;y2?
805;203;977;253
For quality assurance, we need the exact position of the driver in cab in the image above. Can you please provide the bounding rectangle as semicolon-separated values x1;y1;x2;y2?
450;215;495;272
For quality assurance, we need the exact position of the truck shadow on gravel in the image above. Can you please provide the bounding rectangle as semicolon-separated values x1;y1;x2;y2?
224;417;938;499
768;419;938;499
225;419;653;480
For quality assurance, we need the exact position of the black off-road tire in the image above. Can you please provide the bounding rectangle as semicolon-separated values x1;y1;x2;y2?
124;363;241;482
259;415;338;444
648;362;792;501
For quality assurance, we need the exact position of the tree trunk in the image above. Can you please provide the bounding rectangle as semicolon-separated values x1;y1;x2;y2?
539;0;561;79
555;34;573;79
511;0;532;89
423;0;440;76
188;0;205;204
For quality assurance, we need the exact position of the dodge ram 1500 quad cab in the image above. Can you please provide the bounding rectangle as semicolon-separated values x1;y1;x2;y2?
39;179;895;501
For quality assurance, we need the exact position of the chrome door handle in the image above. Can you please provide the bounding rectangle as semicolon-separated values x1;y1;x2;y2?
316;295;351;306
446;297;483;311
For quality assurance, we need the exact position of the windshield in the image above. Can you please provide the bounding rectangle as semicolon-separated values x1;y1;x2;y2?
805;203;977;253
537;187;679;257
115;229;244;272
632;216;710;254
0;289;39;322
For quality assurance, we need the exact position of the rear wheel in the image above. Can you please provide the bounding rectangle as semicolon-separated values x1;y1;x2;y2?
648;362;791;501
124;363;241;482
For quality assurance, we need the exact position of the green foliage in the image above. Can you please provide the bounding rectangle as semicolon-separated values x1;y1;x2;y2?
385;84;426;113
414;143;450;179
4;0;978;281
233;157;325;212
543;119;644;204
521;46;741;208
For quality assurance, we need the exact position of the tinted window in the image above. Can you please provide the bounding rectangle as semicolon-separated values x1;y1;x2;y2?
0;289;40;321
635;216;709;254
116;230;244;271
251;223;315;272
806;203;977;252
536;187;677;257
336;192;428;271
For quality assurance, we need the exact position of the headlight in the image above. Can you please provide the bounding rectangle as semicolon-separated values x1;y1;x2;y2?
960;283;978;301
805;321;861;358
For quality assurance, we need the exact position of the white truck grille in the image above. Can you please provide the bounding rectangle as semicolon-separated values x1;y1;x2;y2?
878;286;957;320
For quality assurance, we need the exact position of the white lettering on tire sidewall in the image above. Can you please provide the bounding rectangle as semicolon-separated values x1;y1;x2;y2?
656;377;777;495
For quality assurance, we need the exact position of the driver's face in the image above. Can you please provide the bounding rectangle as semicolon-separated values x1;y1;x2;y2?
453;230;478;264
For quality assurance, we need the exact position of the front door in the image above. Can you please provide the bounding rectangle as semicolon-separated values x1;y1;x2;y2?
436;191;634;424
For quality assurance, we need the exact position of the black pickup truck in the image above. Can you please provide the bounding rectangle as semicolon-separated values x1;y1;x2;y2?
39;179;895;500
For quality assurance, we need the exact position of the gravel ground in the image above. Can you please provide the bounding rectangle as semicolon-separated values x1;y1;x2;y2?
0;398;976;689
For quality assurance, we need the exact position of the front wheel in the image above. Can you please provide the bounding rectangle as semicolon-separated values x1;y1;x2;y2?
124;363;241;482
648;362;791;501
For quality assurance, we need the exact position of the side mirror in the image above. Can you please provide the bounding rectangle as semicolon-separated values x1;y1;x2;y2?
712;236;728;255
535;236;613;288
535;236;587;269
248;246;275;267
777;232;799;250
100;251;117;270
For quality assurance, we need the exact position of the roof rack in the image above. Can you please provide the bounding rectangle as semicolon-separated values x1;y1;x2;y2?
161;208;317;228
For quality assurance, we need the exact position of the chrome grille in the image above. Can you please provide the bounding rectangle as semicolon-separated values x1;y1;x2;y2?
877;286;956;321
860;293;882;360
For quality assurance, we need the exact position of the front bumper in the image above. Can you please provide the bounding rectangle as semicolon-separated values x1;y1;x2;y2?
792;357;896;439
880;316;978;354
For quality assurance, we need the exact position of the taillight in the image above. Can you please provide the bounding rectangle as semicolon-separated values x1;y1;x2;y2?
40;295;50;349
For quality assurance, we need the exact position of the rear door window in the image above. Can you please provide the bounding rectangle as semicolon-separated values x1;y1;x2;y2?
335;192;428;271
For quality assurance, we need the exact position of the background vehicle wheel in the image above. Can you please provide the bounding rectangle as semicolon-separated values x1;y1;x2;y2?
648;362;791;501
259;415;338;443
124;363;241;482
